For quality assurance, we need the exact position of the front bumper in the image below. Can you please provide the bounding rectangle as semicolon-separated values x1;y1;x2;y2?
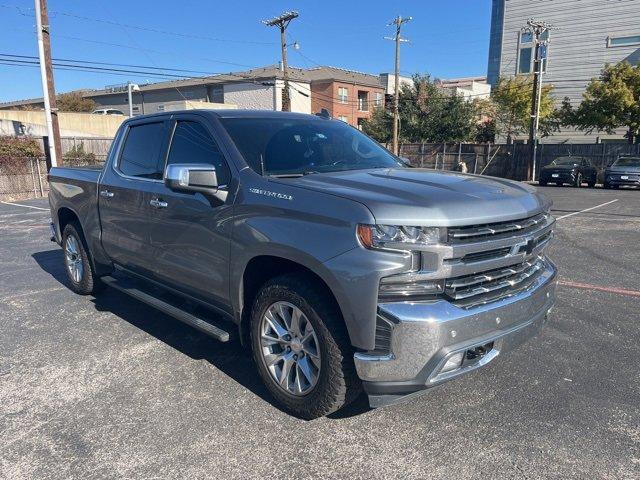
605;175;640;187
354;260;557;407
540;171;574;184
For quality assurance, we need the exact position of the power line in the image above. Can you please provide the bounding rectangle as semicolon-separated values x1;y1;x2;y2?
0;3;276;45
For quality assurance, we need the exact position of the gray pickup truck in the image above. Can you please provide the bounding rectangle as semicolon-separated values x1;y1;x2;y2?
48;110;557;419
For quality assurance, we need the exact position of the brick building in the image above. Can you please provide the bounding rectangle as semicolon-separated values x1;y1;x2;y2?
306;67;386;129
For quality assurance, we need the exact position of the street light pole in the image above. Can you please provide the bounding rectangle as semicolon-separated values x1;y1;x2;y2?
127;82;140;117
262;11;299;112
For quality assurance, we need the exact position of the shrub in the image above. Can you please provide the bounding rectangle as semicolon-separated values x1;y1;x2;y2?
63;143;97;166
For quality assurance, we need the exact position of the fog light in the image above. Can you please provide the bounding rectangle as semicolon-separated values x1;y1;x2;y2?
441;352;464;373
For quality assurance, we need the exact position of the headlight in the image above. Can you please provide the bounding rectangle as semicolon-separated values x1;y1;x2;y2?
357;224;446;251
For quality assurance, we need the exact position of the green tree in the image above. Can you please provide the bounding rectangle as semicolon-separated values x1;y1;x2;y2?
361;106;393;143
562;62;640;143
363;74;479;143
491;76;557;142
56;91;96;112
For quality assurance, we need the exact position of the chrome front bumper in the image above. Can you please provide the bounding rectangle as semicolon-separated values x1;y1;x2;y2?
354;260;557;407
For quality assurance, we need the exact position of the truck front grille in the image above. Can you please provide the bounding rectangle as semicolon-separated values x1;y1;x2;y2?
445;257;546;308
448;213;550;244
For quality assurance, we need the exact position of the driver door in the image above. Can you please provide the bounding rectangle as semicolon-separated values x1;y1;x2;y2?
146;115;235;311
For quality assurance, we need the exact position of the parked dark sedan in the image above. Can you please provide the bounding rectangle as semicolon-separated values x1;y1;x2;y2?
604;156;640;189
539;156;598;188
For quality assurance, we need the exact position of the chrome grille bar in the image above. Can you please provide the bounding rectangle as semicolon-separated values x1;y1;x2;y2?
445;258;545;304
448;213;549;243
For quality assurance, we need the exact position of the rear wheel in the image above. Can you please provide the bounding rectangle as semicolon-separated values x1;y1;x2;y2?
62;223;103;295
588;181;596;188
250;273;360;419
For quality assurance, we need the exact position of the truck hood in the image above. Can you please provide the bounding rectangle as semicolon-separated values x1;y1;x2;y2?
278;168;550;226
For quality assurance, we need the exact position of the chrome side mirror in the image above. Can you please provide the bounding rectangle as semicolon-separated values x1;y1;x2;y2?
164;163;218;195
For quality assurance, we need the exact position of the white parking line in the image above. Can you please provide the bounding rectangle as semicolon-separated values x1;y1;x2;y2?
0;201;49;211
555;199;619;220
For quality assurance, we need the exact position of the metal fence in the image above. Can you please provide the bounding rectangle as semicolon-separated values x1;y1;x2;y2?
396;142;640;181
3;138;640;200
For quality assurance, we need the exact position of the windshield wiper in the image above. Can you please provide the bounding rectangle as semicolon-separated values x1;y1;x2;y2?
267;170;319;178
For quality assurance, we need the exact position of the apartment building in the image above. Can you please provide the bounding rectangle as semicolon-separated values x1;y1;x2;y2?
487;0;640;143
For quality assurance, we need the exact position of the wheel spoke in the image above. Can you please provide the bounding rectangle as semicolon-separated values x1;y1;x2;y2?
264;310;288;339
277;303;292;329
297;356;315;384
289;308;303;337
294;364;304;394
261;333;286;347
279;355;294;388
264;352;284;367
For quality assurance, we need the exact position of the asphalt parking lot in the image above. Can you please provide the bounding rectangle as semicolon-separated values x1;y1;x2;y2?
1;185;639;480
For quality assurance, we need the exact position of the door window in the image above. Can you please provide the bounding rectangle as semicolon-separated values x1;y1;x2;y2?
166;121;231;185
118;122;165;179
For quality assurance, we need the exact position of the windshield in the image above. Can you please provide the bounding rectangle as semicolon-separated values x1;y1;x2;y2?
220;117;404;176
550;157;578;166
613;157;640;167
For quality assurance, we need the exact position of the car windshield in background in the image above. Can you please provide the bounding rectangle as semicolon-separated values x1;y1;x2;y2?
220;117;404;176
550;157;578;166
614;157;640;167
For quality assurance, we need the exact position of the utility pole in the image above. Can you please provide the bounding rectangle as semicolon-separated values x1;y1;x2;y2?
262;11;299;112
525;19;551;182
385;15;411;156
35;0;61;168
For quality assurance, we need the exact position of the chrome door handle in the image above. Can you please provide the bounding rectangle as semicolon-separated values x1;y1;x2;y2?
99;190;114;198
149;198;168;209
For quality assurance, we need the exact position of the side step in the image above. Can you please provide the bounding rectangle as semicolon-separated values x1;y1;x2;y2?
101;275;230;342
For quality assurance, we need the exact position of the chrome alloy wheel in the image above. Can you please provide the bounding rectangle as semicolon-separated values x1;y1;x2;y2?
260;301;321;396
64;235;83;283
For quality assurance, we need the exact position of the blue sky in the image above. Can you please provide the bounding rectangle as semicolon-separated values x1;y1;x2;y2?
0;0;491;102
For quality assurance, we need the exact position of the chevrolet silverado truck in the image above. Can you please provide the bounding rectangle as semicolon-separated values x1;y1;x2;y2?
48;110;557;419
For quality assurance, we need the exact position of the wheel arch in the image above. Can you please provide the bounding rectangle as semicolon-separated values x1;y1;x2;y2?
237;254;348;348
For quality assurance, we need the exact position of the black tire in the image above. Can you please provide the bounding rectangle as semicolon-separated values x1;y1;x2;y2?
250;273;360;419
556;182;563;187
604;182;611;189
61;222;103;295
574;173;582;188
539;180;547;187
588;181;596;188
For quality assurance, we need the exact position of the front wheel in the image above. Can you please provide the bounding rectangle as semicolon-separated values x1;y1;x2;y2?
62;222;103;295
250;273;360;419
539;180;547;187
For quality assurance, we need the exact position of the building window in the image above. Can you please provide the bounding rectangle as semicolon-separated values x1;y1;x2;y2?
338;87;348;104
157;105;165;111
357;91;369;111
608;35;640;47
517;31;533;74
517;30;549;75
337;115;348;123
373;92;383;108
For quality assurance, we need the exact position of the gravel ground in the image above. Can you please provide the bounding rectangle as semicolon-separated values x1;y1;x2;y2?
1;186;638;480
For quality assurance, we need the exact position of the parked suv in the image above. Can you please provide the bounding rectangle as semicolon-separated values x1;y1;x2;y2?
604;156;640;189
539;156;598;187
48;110;557;418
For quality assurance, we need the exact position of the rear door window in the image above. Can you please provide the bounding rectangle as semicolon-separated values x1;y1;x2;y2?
166;120;231;185
118;122;165;179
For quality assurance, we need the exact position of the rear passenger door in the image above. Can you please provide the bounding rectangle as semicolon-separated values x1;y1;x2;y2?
99;118;170;276
146;115;235;311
